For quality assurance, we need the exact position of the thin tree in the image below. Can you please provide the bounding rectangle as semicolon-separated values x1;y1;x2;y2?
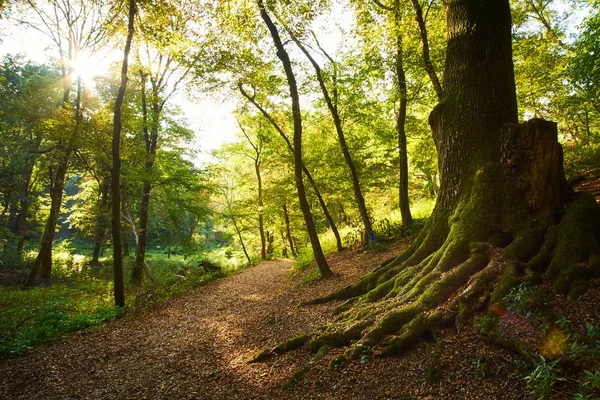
257;0;332;278
238;83;344;252
238;121;267;260
371;0;413;227
288;30;376;242
110;0;136;307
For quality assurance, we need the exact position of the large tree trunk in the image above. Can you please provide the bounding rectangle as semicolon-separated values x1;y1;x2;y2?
254;0;600;367
111;0;136;307
258;0;332;277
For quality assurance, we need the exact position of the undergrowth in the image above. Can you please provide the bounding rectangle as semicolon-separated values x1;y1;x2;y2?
0;241;249;359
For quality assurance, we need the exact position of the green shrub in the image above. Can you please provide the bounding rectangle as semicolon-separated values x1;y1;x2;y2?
524;356;565;399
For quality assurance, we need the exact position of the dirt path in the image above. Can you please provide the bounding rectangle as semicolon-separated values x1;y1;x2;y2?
0;251;395;400
0;242;538;399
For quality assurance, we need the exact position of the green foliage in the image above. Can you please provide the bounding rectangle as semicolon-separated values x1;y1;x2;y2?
0;280;121;359
524;356;566;399
503;283;540;313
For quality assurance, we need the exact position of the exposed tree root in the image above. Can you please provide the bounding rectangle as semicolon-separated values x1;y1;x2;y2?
247;120;600;380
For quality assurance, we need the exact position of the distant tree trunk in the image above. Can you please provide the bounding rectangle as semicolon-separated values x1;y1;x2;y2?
167;233;172;259
121;190;130;258
16;132;43;262
25;76;83;287
232;217;251;265
91;178;110;265
111;0;136;307
280;229;289;258
132;72;160;285
258;0;332;277
238;85;343;252
239;122;267;260
291;35;375;244
283;203;296;257
256;161;266;260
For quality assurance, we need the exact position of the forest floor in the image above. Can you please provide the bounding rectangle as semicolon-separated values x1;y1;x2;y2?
0;175;599;400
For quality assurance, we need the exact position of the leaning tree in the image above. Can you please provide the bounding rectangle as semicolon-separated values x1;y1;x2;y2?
251;0;600;363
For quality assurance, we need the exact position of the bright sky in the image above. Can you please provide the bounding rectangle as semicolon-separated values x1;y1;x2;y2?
0;18;238;167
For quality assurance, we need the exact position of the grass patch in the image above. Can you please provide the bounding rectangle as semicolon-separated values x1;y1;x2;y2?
0;279;121;359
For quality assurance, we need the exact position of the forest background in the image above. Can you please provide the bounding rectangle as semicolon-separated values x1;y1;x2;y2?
0;0;599;361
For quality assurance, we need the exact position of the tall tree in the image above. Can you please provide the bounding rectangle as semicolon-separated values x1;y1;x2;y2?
294;0;600;359
238;84;344;252
238;121;267;260
111;0;136;307
288;29;375;242
257;0;332;278
20;0;118;286
130;0;207;284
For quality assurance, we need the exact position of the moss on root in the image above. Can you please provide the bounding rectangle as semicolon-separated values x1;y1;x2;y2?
257;155;600;381
247;334;311;364
547;193;600;296
282;364;312;390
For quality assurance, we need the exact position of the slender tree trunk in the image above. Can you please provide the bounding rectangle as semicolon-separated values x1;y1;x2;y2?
132;74;160;284
256;161;267;260
394;11;414;227
283;203;296;257
121;189;130;258
16;132;43;261
232;217;252;265
111;0;136;307
292;36;374;243
25;76;83;286
91;179;110;265
238;85;343;252
168;233;171;259
258;0;332;277
24;150;71;286
132;182;151;283
411;0;444;101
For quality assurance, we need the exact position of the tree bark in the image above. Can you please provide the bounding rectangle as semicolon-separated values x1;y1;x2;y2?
121;189;130;258
16;132;43;262
283;203;296;257
232;216;252;265
393;9;414;227
111;0;136;307
132;71;160;285
258;0;332;278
